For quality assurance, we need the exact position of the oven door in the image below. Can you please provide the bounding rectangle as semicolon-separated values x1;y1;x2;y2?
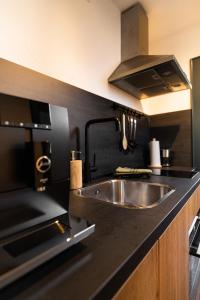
189;215;200;257
189;214;200;299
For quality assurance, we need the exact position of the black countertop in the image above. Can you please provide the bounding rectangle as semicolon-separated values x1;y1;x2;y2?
1;173;200;300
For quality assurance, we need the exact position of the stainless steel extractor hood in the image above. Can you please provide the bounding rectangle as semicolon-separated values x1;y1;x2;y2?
108;3;191;100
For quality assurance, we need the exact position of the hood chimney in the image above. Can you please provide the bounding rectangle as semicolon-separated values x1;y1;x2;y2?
108;3;191;100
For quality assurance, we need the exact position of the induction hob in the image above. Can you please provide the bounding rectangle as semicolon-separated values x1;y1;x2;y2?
154;169;198;179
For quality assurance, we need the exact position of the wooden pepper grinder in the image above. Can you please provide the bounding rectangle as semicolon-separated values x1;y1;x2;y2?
70;150;82;190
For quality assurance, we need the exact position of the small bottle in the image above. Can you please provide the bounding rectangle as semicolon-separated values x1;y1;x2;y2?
70;150;82;190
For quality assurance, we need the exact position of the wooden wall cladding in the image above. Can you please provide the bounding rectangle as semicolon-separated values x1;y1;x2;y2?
0;58;150;179
150;110;192;167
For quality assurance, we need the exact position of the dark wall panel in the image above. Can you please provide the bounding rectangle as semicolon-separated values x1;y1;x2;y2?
0;58;150;179
191;56;200;169
150;110;192;167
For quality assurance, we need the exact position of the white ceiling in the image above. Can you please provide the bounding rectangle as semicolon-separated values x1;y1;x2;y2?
112;0;200;42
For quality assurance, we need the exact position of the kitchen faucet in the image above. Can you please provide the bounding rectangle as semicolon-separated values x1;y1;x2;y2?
84;117;121;183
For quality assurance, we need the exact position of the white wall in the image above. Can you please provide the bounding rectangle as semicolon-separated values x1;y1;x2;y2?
1;0;199;115
0;0;143;112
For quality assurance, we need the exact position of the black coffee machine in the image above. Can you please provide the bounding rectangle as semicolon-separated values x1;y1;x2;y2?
0;93;95;289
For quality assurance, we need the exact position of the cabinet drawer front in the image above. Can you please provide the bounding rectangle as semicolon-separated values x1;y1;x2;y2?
113;242;159;300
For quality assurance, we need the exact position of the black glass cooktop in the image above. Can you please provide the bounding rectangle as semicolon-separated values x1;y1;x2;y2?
159;170;198;178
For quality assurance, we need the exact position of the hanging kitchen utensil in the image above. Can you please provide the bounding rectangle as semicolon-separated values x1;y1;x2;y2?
122;113;128;150
133;116;137;145
128;115;134;145
128;115;137;148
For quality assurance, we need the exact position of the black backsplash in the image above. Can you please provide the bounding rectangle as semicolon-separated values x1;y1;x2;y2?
0;59;150;180
150;110;192;167
88;116;150;179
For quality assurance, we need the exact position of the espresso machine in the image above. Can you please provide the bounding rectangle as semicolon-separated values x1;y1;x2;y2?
0;93;95;289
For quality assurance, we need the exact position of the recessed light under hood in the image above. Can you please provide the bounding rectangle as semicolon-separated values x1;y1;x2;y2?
108;3;191;100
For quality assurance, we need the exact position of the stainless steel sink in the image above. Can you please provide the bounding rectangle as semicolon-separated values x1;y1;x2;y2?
75;179;175;209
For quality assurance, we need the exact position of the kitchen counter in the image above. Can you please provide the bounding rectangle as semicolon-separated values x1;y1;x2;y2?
1;173;200;300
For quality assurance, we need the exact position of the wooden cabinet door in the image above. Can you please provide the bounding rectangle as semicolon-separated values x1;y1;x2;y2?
195;186;200;212
186;191;197;230
186;190;199;229
159;200;191;300
113;242;159;300
113;188;200;300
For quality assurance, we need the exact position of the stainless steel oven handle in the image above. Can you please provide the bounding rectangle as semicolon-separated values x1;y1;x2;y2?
189;216;199;236
197;243;200;255
189;215;200;257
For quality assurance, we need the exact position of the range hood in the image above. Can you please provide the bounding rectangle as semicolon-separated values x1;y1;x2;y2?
108;3;191;100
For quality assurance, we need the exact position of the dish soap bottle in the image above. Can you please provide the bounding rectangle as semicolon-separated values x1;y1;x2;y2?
70;150;82;190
